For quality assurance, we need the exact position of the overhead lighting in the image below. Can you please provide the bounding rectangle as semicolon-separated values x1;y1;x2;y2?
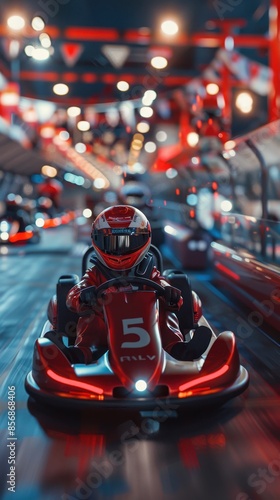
58;130;70;141
67;106;81;117
137;122;150;133
161;20;179;36
235;92;253;114
151;56;168;69
39;33;51;48
41;165;57;177
186;132;199;147
32;47;50;61
206;83;220;95
144;141;157;153
139;106;153;118
24;45;34;57
117;80;129;91
155;130;167;142
75;142;87;153
53;83;69;95
142;92;156;106
31;16;45;31
7;15;25;31
94;178;106;189
77;120;90;131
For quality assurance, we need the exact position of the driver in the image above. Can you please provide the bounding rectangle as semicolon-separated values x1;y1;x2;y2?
66;205;210;363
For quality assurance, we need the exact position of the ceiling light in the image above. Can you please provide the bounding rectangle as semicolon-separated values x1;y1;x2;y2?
155;130;167;142
77;120;90;131
75;143;87;153
67;106;81;117
53;83;69;95
24;45;34;57
139;107;153;118
39;33;51;48
186;132;199;147
32;47;50;61
117;80;129;91
137;122;150;133
142;90;157;106
161;20;179;36
235;92;253;114
58;130;70;141
7;15;25;31
41;165;57;177
206;83;220;95
144;141;156;153
31;16;45;31
151;56;168;69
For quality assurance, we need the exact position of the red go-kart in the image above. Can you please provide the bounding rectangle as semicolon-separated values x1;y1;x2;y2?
25;246;249;410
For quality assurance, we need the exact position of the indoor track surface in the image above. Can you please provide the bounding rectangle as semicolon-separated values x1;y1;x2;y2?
0;225;279;500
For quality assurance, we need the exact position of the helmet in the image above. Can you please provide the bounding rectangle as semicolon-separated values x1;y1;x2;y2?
118;182;151;209
91;205;151;270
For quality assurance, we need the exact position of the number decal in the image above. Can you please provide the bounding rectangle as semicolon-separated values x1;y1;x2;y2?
121;318;150;348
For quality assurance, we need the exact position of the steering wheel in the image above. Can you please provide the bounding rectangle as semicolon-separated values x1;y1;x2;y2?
84;276;166;301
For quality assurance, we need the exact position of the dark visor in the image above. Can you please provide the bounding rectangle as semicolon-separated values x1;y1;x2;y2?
93;230;150;255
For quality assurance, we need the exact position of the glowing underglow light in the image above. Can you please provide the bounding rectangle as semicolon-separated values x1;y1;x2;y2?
179;364;229;393
135;380;147;392
214;262;240;281
47;369;104;395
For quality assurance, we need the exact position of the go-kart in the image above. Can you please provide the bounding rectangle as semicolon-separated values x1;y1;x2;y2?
25;246;249;410
0;215;40;244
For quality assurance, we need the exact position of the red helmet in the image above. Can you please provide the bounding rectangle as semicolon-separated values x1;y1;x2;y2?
91;205;151;270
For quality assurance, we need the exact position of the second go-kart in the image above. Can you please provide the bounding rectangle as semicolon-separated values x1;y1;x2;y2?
25;246;249;410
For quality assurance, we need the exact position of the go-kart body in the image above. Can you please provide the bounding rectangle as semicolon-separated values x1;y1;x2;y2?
0;214;40;244
25;248;249;410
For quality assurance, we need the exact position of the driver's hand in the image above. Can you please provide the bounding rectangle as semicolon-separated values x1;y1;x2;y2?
79;287;97;306
164;286;183;310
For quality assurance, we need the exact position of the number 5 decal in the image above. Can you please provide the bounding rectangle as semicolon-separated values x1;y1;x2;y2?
121;318;150;348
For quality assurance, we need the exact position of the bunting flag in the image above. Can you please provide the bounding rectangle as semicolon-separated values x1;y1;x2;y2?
101;45;130;68
60;43;84;67
203;49;272;96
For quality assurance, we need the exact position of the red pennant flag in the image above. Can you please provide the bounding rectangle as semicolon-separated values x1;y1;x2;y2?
60;43;84;67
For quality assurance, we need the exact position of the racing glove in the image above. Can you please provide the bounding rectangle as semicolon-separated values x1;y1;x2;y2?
163;285;183;311
79;287;97;307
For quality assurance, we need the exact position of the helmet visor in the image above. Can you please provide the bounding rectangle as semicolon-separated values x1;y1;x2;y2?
93;229;150;255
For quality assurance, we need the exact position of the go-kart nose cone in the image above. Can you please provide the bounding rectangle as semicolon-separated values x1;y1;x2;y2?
135;380;147;392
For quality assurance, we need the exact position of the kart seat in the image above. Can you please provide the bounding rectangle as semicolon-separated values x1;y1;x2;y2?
56;274;80;345
163;269;195;336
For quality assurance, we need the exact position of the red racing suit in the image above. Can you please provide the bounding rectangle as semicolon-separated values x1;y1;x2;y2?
66;264;194;363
